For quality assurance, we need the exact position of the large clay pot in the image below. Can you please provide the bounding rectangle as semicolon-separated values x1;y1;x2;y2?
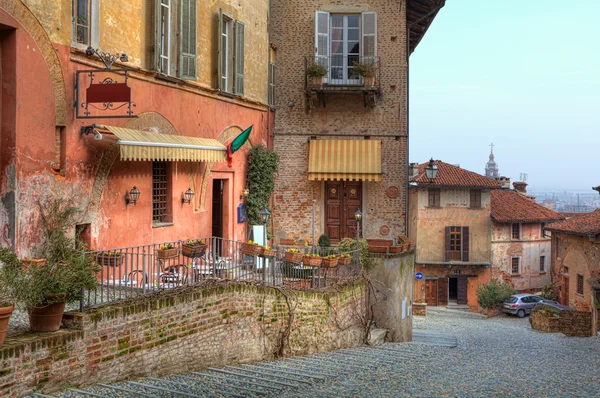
29;293;67;332
0;304;14;348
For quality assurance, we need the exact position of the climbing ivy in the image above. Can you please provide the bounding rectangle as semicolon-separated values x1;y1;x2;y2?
246;145;279;226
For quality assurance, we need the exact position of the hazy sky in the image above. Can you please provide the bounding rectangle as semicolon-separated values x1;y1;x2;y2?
409;0;599;191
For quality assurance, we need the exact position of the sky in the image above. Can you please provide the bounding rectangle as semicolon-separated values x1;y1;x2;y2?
409;0;600;192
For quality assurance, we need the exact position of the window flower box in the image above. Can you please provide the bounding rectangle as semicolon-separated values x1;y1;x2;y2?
242;242;262;256
303;255;322;267
182;240;207;258
156;245;179;260
94;253;124;267
323;256;338;267
338;256;352;266
285;250;303;264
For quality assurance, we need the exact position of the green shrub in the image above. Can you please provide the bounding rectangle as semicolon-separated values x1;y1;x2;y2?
476;280;517;309
318;234;330;248
246;146;278;227
338;237;372;270
306;62;328;77
541;283;559;302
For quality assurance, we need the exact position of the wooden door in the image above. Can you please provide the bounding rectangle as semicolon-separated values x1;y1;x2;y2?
212;179;224;256
438;277;448;305
457;276;468;305
425;279;438;306
325;181;362;243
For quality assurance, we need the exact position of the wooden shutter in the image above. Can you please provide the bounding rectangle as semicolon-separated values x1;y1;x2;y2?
315;11;329;82
462;226;469;262
444;226;451;262
361;12;377;58
457;276;468;305
179;0;197;80
217;8;223;90
268;62;275;106
234;21;245;96
154;0;162;72
438;277;448;305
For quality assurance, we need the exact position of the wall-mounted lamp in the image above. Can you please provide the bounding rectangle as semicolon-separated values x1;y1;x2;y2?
126;186;140;205
85;46;129;70
425;158;438;180
182;187;195;204
240;188;250;200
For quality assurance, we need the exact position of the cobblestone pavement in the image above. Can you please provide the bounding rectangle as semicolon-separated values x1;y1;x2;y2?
48;308;600;398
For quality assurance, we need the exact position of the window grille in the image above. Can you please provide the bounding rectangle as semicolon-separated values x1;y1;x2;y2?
153;161;168;223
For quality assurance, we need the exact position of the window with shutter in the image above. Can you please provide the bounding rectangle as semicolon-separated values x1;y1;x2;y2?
462;226;469;261
218;10;233;92
315;11;330;83
268;63;276;106
428;188;440;207
234;21;245;96
72;0;99;49
361;12;377;58
469;189;481;209
156;0;171;75
179;0;197;80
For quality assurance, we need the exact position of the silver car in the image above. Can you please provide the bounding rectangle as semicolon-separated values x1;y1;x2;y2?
502;294;557;318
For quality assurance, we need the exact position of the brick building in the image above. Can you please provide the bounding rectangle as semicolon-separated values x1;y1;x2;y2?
270;0;444;244
0;0;273;255
409;160;501;310
546;209;600;311
490;183;564;292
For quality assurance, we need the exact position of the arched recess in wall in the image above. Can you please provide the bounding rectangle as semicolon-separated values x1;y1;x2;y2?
0;1;67;126
84;112;179;224
563;242;591;279
197;125;254;211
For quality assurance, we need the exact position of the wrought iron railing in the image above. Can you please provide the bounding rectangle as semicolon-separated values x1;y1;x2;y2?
81;237;361;309
414;247;492;264
304;56;381;88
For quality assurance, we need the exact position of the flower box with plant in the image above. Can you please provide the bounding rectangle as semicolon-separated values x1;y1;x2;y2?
323;254;338;268
285;248;303;264
157;243;179;259
306;62;328;86
95;251;124;266
338;253;352;265
352;60;376;86
260;245;277;258
303;253;323;267
242;240;263;256
0;288;14;348
0;199;100;332
182;239;207;258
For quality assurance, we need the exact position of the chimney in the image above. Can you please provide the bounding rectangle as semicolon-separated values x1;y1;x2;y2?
496;176;511;189
409;163;419;178
513;181;528;194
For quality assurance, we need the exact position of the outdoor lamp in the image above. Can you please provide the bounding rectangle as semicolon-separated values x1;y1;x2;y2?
119;53;129;63
260;206;271;225
240;188;250;200
354;208;363;222
126;186;140;205
182;187;195;204
425;158;438;179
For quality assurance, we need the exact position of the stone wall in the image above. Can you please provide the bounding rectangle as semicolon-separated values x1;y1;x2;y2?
0;281;366;396
530;309;592;337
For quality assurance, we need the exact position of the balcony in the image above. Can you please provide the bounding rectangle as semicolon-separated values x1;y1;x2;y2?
415;247;492;266
304;56;381;108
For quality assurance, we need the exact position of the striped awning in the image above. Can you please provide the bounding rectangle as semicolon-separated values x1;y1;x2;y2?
308;140;382;182
98;125;227;162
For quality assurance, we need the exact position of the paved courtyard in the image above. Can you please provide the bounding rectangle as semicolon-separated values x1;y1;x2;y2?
51;308;600;398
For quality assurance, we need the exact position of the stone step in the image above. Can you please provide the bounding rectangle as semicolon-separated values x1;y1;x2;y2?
445;304;470;311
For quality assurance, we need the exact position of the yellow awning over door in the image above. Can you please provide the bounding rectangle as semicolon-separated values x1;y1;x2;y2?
308;139;382;182
98;125;227;162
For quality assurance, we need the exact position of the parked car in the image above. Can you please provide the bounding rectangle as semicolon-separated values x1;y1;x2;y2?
502;294;558;318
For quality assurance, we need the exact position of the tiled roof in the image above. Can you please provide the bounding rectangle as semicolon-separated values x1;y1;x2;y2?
491;190;565;223
410;160;501;189
546;209;600;236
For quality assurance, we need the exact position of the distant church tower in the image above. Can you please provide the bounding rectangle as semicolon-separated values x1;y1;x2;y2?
485;143;499;179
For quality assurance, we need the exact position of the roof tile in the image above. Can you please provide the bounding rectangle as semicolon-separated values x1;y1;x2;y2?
491;190;564;223
546;209;600;236
410;160;501;189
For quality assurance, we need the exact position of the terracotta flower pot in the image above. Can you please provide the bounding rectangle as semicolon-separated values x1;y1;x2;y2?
29;293;67;332
0;304;14;348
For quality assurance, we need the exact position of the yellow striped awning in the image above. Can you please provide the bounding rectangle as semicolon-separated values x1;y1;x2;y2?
308;140;382;182
98;125;227;162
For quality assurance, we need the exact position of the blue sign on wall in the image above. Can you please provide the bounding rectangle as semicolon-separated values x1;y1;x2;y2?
415;272;423;280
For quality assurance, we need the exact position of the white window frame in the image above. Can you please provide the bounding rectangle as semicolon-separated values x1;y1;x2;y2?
329;14;361;85
159;0;171;75
511;257;520;275
72;0;99;50
221;17;232;92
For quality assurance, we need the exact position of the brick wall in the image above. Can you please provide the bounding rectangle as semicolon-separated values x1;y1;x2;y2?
530;309;592;337
0;282;366;396
271;0;408;242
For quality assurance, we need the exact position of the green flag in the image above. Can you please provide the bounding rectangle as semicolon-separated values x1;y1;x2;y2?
226;125;253;167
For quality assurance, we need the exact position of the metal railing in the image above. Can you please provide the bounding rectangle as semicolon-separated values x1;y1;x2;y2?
82;237;361;308
304;56;381;88
415;247;492;265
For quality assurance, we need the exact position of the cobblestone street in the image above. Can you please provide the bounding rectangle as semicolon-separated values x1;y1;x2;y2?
53;308;600;398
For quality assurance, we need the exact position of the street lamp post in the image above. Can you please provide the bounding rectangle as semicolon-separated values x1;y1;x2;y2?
425;158;438;180
354;208;362;266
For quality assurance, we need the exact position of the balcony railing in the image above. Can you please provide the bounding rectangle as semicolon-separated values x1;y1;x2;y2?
81;237;361;309
415;247;492;265
304;56;381;89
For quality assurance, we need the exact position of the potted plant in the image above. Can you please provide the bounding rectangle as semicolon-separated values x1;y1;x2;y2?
323;254;338;268
285;248;303;264
241;240;263;256
260;245;276;258
302;253;322;267
157;243;179;259
0;250;16;348
353;60;376;86
94;250;123;267
0;200;100;332
182;239;207;258
338;253;352;266
306;62;328;86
